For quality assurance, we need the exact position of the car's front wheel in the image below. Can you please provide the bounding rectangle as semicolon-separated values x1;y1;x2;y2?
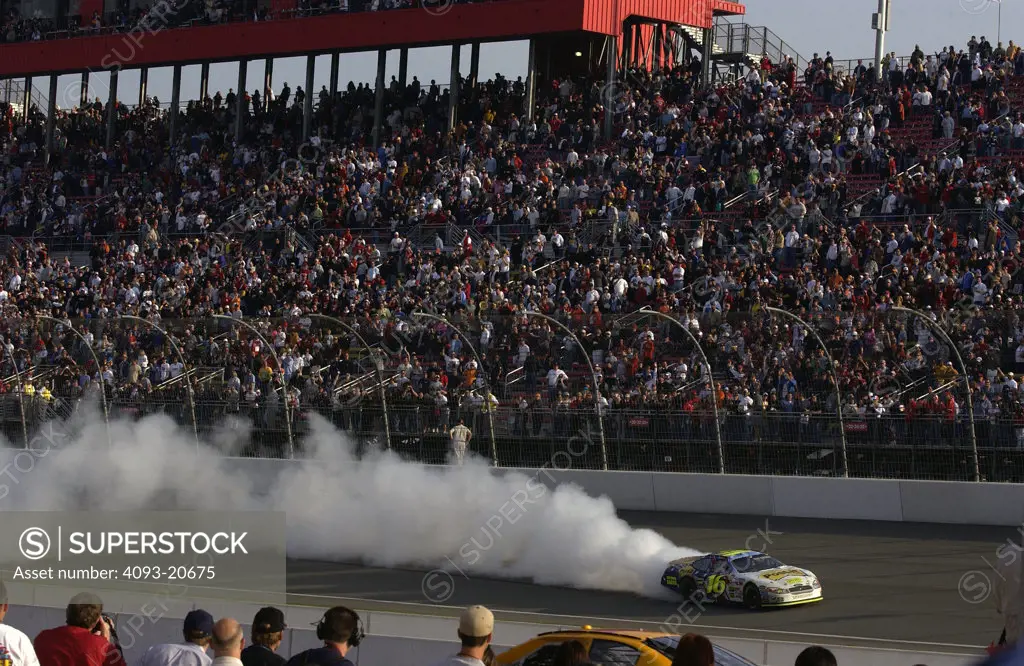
680;577;697;600
743;584;763;610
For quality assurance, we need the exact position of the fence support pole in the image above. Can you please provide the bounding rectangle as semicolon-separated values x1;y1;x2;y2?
522;310;607;470
764;307;848;478
637;308;723;474
36;315;111;449
413;311;497;466
306;314;392;452
892;306;980;482
118;315;200;452
4;342;27;449
212;315;294;459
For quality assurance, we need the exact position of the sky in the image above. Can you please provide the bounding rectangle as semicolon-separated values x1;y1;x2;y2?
16;0;1024;112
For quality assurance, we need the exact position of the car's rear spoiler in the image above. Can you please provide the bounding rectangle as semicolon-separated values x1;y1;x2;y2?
668;555;702;567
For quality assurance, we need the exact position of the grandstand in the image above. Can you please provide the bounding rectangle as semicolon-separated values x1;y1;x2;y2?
0;0;1023;484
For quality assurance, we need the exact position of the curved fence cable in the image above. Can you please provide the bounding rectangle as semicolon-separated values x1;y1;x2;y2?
211;315;294;459
117;315;200;451
413;311;497;466
35;315;112;450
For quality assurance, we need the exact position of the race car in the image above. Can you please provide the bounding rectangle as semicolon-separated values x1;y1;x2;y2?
661;550;822;609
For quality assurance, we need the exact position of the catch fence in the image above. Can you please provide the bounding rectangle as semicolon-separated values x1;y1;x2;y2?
0;310;1017;482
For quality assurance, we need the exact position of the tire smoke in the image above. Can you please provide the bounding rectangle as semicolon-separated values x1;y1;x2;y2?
1;411;700;597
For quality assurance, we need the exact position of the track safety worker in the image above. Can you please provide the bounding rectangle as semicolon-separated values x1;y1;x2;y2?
449;419;472;465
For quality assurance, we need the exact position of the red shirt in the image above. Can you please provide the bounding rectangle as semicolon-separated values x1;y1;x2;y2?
34;625;127;666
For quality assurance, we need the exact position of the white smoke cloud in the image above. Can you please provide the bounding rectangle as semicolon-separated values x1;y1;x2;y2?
1;409;699;598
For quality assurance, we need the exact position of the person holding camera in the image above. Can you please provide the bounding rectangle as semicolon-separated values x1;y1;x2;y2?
138;609;215;666
0;581;39;665
33;592;127;666
284;606;362;666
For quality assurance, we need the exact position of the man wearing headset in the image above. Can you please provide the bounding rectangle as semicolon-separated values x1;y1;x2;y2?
284;607;362;666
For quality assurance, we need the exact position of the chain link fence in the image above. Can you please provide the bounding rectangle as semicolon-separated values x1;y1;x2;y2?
0;309;1019;482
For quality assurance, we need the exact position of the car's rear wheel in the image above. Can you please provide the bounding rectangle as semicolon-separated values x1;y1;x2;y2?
680;577;697;600
743;584;763;610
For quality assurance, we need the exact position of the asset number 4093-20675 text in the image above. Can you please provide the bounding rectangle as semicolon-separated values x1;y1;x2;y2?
11;565;217;581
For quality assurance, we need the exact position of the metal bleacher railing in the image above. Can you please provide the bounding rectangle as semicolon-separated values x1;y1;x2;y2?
0;307;1019;483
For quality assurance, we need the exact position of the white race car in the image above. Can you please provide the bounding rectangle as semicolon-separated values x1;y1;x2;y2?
661;550;822;609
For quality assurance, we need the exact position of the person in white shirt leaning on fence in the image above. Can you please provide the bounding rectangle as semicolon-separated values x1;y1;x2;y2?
449;419;473;465
0;581;39;665
211;618;245;666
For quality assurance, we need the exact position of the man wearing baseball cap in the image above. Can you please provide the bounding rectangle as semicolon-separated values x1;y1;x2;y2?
429;605;494;666
241;607;286;666
138;609;214;666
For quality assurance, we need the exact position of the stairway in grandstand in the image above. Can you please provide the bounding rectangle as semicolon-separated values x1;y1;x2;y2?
672;20;808;84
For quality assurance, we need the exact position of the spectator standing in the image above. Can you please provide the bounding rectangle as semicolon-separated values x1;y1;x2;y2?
241;607;286;666
449;419;473;465
284;606;362;666
794;647;837;666
34;592;126;666
211;618;245;666
429;605;494;666
137;610;215;666
671;634;714;666
0;582;39;665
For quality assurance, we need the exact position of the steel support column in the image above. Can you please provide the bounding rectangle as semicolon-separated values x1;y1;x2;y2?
701;27;713;85
604;35;615;140
372;48;386;148
633;22;642;68
329;52;340;97
169;64;181;147
303;54;315;140
653;24;663;71
138;68;148;107
448;43;460;131
525;38;536;123
105;68;118;149
469;41;480;87
22;76;31;121
235;59;247;142
45;75;57;163
398;48;408;87
200;62;210;101
81;71;90;107
263;57;274;111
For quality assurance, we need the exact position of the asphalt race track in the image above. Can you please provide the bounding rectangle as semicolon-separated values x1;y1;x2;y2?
285;511;1012;651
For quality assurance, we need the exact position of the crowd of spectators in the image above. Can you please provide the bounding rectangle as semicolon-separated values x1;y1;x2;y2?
0;0;493;45
0;588;854;666
2;32;1024;468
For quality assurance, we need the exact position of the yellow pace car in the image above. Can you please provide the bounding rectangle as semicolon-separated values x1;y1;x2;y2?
495;628;759;666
